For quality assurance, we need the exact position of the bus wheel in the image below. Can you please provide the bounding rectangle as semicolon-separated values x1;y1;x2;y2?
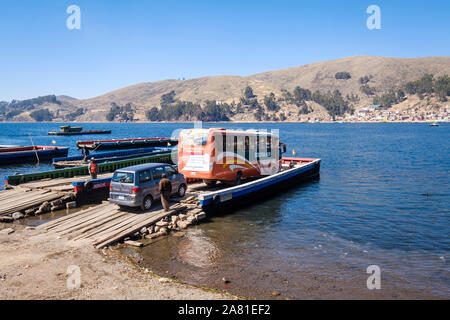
203;180;217;187
235;172;242;186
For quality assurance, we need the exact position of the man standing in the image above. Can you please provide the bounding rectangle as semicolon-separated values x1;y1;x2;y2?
159;174;172;211
88;157;98;179
82;145;90;162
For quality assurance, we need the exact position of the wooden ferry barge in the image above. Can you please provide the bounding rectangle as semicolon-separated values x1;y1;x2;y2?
198;157;320;211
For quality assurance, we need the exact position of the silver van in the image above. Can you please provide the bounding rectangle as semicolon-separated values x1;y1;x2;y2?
109;163;187;211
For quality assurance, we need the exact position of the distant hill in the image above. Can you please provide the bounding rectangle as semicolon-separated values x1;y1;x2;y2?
2;56;450;122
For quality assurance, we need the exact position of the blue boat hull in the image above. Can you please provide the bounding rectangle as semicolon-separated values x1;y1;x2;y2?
0;148;69;165
199;160;321;213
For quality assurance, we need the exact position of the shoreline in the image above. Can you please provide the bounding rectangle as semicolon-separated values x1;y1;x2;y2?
0;223;236;300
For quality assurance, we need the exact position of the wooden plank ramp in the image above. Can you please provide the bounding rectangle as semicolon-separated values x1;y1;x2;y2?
0;188;63;216
18;173;112;191
38;203;187;249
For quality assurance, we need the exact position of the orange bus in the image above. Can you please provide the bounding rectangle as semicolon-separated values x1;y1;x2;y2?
178;128;286;185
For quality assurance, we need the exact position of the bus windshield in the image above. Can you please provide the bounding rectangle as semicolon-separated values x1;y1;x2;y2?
180;130;209;146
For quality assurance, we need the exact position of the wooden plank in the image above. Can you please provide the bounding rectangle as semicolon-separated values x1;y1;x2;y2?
0;190;49;207
68;212;128;239
39;204;113;230
73;214;141;241
56;209;121;235
94;206;186;249
0;192;62;216
49;207;116;233
86;214;148;243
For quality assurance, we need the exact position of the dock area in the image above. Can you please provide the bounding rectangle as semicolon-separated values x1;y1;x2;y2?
37;198;205;249
2;157;320;249
0;173;113;222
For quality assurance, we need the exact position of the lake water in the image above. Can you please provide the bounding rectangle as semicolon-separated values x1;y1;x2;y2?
1;122;449;299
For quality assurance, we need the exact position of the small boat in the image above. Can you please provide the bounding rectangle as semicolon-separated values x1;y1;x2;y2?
0;146;69;165
77;137;178;151
429;122;439;127
52;147;172;168
48;125;111;136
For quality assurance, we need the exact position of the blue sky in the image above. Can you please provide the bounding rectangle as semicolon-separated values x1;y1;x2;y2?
0;0;449;101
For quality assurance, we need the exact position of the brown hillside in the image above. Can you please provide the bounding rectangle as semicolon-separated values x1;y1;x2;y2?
5;55;450;122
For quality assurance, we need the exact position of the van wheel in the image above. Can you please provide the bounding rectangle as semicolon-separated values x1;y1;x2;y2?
235;172;242;186
177;184;187;197
141;195;153;211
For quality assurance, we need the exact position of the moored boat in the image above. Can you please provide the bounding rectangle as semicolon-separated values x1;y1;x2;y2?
76;137;178;150
52;147;173;168
48;125;111;136
0;146;69;165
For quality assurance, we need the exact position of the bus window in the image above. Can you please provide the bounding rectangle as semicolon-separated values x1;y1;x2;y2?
222;133;226;153
267;136;272;157
245;136;250;160
256;135;260;160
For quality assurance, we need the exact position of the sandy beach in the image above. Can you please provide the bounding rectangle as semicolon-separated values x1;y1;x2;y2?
0;223;234;300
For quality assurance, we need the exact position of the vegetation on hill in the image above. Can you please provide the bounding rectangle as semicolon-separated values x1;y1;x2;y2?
335;72;351;80
106;102;134;121
264;93;280;112
404;74;450;101
373;74;450;107
146;91;232;121
359;76;371;84
360;84;376;96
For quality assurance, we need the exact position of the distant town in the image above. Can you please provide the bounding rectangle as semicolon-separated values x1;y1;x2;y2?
306;104;450;123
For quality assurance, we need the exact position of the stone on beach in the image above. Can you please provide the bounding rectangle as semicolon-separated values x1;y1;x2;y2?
177;221;190;229
156;221;169;227
12;212;24;220
125;240;143;247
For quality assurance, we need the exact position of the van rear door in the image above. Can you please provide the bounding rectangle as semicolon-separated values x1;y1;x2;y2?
111;171;134;194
